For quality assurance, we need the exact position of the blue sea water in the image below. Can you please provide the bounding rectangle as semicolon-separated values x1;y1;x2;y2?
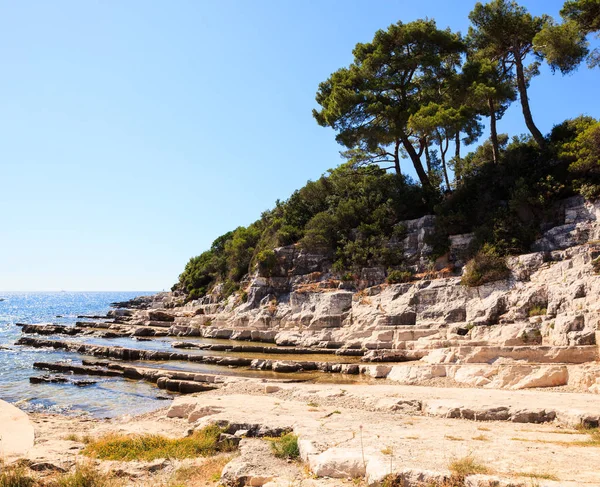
0;291;174;418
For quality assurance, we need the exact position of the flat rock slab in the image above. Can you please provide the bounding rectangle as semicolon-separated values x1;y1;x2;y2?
0;399;34;459
167;382;600;485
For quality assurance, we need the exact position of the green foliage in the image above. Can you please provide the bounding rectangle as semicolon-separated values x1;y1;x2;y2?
552;116;600;199
387;269;414;284
256;249;278;277
468;0;549;148
269;433;300;460
461;244;511;286
313;18;465;187
455;134;509;179
534;20;589;74
562;0;600;33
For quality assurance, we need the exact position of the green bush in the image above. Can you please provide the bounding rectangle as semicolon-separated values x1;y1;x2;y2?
461;245;510;287
269;433;299;460
387;269;414;284
256;249;278;277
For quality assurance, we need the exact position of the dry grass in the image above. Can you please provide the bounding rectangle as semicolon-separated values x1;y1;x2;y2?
168;455;233;487
515;471;559;481
476;426;491;432
472;434;490;441
0;465;35;487
82;424;236;461
49;463;119;487
511;427;600;447
63;434;92;444
448;455;490;477
444;435;463;441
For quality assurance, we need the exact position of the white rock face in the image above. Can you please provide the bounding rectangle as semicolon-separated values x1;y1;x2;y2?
309;448;366;478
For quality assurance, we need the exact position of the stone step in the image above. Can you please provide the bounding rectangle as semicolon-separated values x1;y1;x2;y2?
421;345;598;364
378;361;600;393
33;361;221;394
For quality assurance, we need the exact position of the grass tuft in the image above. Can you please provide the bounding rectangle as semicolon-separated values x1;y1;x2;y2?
168;455;233;486
0;465;35;487
51;463;116;487
82;424;236;461
269;433;300;460
448;455;490;477
515;471;559;481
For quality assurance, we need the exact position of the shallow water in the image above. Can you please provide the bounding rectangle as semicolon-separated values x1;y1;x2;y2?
1;291;376;418
0;291;171;418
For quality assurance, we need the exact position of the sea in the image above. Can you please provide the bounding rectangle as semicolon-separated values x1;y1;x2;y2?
0;291;172;418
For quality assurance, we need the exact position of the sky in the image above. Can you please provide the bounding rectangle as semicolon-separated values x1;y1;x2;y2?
1;0;599;291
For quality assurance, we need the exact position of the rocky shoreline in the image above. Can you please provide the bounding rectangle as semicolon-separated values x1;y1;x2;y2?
4;195;600;486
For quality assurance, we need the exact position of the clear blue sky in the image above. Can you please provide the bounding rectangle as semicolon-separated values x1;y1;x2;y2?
1;0;598;291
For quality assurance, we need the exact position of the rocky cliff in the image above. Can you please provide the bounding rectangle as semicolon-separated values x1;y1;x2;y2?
121;195;600;393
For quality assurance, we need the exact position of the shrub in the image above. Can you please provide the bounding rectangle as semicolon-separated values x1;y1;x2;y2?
256;249;278;277
82;424;236;461
269;433;299;460
387;269;414;284
461;245;510;287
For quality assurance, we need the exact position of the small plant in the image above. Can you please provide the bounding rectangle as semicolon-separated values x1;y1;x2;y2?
203;318;213;327
269;433;299;459
387;269;413;284
528;306;547;317
472;434;490;441
592;256;600;274
461;245;510;287
341;272;356;282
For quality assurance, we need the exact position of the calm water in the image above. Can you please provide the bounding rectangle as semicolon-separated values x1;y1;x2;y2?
0;291;173;418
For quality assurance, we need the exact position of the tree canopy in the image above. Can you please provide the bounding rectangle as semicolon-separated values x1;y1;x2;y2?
313;19;465;189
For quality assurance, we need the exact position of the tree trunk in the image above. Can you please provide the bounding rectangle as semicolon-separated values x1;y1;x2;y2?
488;96;500;165
454;132;461;165
400;133;431;188
439;134;451;192
393;139;401;175
425;144;432;173
514;56;546;149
